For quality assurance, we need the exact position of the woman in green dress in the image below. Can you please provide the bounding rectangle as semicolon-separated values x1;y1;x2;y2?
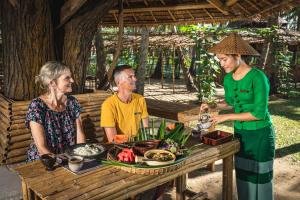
201;32;275;200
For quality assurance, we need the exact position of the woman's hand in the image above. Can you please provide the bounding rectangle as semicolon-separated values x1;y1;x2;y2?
200;103;209;113
210;114;230;125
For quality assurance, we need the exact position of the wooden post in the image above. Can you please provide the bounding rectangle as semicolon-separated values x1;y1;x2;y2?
21;180;28;200
222;155;233;200
172;45;175;93
161;49;164;89
175;174;186;200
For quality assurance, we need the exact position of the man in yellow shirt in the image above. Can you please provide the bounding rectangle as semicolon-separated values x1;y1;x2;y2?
101;65;149;143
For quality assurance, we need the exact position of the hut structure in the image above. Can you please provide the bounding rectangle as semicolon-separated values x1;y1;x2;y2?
0;0;299;164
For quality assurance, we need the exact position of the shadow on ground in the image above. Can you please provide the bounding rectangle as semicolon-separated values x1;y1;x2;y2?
276;143;300;158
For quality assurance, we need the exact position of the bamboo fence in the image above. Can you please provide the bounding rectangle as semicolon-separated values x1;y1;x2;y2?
0;91;111;164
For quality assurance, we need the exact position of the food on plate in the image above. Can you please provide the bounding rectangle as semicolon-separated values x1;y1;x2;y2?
117;148;135;163
147;151;174;161
166;123;176;131
73;144;104;156
144;149;176;166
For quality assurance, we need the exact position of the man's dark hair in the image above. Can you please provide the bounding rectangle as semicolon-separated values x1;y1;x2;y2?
113;64;133;84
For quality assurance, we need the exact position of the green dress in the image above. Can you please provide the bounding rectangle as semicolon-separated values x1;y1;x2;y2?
224;68;275;200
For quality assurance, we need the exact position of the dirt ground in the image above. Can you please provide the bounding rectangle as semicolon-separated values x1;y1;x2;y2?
144;79;300;200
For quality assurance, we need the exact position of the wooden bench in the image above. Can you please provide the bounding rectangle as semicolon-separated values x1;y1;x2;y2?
0;91;216;165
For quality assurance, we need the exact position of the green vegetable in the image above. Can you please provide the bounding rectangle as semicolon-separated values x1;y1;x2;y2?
157;118;166;140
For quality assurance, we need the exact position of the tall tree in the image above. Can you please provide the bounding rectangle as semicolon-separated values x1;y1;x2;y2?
1;0;116;100
258;16;279;94
135;27;149;95
151;48;163;79
1;0;54;100
95;27;109;90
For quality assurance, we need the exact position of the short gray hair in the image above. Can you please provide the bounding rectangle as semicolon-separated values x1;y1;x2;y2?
35;61;70;89
113;65;132;85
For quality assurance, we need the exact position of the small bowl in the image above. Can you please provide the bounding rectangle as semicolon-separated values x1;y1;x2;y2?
144;149;176;166
41;154;56;171
68;156;84;172
133;140;160;155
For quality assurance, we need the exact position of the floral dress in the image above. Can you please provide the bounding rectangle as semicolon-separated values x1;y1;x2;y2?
25;95;81;161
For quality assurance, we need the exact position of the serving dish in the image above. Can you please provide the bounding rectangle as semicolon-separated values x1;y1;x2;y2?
66;143;106;159
143;149;176;166
201;130;233;146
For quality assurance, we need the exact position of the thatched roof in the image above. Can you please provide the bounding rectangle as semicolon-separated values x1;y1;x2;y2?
101;0;300;26
101;33;195;48
96;28;300;52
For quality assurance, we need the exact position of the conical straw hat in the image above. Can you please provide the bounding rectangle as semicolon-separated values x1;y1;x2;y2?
208;32;260;56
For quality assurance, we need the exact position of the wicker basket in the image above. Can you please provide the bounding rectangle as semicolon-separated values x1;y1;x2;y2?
106;145;186;175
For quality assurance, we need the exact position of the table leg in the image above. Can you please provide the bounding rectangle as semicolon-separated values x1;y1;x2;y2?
21;180;28;200
222;155;233;200
175;174;186;200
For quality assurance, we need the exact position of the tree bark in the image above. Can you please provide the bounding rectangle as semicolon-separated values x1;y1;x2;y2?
177;47;198;92
62;0;115;93
258;16;278;94
136;27;149;95
107;0;124;82
2;0;54;100
151;48;163;79
95;28;109;90
1;0;116;100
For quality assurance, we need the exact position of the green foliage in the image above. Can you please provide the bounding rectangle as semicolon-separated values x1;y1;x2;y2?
180;25;222;102
273;50;295;97
87;55;97;76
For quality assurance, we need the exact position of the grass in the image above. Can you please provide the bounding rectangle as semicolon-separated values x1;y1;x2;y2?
216;97;300;164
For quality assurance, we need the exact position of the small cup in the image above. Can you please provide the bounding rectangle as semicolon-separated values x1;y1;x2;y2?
68;156;84;172
41;154;56;171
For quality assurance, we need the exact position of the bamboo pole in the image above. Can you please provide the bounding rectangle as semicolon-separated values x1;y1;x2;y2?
9;134;31;143
5;147;28;158
8;128;31;138
7;140;32;151
9;129;31;137
4;155;27;164
172;45;175;94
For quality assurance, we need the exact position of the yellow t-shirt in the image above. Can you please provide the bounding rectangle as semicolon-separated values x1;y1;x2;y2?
100;93;148;137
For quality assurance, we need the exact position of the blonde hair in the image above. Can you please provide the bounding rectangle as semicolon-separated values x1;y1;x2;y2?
35;61;70;90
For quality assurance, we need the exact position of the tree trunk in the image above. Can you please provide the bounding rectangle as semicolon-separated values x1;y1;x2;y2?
136;27;149;95
177;47;198;92
95;28;109;90
1;0;116;100
107;0;124;82
297;9;300;31
62;0;115;93
189;47;196;76
151;48;162;79
258;16;278;94
2;0;54;100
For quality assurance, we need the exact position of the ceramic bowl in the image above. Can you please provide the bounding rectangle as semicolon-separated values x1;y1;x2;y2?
133;140;160;155
68;156;84;172
143;149;176;166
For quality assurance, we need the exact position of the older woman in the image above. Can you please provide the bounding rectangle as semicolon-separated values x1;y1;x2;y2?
202;33;275;200
26;61;86;161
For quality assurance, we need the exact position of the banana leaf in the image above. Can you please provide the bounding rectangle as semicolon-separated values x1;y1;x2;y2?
165;123;184;141
157;118;166;140
102;157;187;168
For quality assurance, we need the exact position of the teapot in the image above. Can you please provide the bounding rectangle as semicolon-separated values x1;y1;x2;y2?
196;113;212;131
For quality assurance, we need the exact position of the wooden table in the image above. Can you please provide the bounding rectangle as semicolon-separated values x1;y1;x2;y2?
13;139;239;200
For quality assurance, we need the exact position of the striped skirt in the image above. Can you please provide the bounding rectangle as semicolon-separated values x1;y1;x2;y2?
234;125;275;200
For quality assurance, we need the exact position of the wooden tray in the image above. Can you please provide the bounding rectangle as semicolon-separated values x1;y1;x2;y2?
105;145;186;175
201;130;233;146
